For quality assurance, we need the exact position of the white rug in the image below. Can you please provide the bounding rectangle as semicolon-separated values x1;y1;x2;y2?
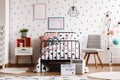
0;68;28;74
0;76;89;80
88;72;120;80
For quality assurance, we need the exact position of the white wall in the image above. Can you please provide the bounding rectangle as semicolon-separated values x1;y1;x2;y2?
0;0;9;65
0;0;5;25
9;0;120;64
5;0;9;64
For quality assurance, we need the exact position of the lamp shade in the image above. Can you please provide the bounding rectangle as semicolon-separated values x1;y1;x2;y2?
67;6;79;17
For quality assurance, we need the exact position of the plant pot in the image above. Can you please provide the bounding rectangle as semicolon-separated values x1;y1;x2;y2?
21;32;27;38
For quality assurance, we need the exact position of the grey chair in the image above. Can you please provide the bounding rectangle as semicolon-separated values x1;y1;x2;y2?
82;35;103;68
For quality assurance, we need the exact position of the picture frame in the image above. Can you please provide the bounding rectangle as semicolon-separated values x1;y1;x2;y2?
33;3;46;20
48;17;64;30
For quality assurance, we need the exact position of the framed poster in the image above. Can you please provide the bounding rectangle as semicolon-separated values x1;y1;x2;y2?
33;3;46;20
48;17;64;30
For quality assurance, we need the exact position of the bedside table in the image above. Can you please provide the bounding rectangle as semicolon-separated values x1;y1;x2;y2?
15;47;33;66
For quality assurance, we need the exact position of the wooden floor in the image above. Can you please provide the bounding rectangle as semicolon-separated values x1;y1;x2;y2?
0;65;120;80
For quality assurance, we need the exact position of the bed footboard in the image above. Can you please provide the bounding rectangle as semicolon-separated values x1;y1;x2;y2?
40;40;80;73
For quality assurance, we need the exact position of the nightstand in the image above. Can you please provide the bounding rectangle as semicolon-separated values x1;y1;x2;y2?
15;47;33;66
15;37;33;66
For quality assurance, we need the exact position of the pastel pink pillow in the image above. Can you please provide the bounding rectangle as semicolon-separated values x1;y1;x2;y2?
48;32;58;38
39;35;48;41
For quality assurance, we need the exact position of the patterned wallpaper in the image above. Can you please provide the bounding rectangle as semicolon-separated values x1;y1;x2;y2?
9;0;120;63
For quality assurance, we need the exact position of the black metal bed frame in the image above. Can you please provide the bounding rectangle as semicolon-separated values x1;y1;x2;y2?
40;32;80;73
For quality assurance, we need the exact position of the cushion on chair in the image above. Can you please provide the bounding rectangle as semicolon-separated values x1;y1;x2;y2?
82;48;102;52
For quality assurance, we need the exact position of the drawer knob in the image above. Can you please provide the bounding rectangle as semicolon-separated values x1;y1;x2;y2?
22;49;26;50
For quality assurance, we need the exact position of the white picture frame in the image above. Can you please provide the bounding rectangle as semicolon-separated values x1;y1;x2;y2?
33;3;46;20
48;17;64;30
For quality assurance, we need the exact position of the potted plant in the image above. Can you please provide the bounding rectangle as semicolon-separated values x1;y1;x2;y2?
19;28;28;38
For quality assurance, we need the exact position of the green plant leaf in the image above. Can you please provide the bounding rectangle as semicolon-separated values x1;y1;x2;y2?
20;28;28;32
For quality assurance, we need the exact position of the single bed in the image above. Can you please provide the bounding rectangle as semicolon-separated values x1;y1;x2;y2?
35;32;81;73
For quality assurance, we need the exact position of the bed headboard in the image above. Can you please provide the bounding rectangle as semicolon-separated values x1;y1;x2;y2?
44;32;76;35
44;32;79;40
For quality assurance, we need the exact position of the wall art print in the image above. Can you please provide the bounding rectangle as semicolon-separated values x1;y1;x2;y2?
48;17;64;30
33;3;46;20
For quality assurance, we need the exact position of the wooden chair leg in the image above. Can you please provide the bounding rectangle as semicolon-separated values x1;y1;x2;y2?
84;53;88;59
94;53;97;68
96;53;103;67
86;53;90;66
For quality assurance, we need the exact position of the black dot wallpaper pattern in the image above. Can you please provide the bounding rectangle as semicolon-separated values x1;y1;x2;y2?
9;0;120;63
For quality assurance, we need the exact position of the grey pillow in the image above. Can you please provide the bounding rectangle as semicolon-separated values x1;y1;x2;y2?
47;36;61;45
47;38;53;45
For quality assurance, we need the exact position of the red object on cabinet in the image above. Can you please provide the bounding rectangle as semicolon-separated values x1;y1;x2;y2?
17;37;31;47
25;37;31;47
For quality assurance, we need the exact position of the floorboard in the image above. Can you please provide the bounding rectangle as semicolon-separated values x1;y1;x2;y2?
0;65;119;80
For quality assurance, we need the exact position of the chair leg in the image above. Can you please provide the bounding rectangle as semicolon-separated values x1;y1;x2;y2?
84;53;88;59
84;53;88;66
86;53;90;66
96;53;103;67
94;53;97;68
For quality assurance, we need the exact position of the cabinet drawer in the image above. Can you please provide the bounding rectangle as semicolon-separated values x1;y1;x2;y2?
15;47;33;55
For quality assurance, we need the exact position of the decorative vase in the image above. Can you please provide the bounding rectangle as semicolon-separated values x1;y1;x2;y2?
21;32;27;38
